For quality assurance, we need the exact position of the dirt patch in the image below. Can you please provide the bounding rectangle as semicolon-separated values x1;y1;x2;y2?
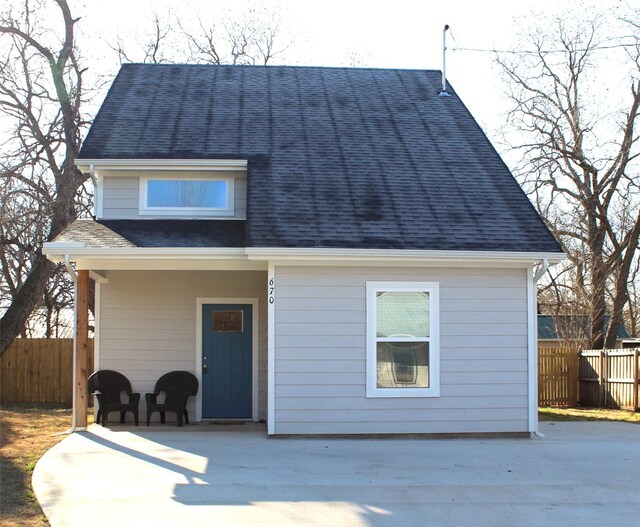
0;403;77;527
539;406;640;423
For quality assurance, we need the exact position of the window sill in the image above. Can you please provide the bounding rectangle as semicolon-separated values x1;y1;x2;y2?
366;387;440;398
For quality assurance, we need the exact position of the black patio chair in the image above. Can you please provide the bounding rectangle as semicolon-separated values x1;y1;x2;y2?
145;371;199;427
87;370;140;426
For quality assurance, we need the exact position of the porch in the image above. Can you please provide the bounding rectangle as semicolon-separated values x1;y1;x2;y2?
71;269;268;428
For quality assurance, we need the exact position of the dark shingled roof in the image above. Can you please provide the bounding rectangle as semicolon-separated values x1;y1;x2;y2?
78;64;562;253
538;315;630;340
57;220;246;248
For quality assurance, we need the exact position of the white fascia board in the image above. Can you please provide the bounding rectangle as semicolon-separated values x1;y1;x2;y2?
245;247;566;264
76;158;248;172
43;242;85;250
43;245;246;261
43;242;565;266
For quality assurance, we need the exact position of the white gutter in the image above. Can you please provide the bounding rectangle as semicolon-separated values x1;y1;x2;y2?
531;258;549;439
76;158;247;172
534;258;549;282
245;247;566;263
89;164;97;218
42;242;566;265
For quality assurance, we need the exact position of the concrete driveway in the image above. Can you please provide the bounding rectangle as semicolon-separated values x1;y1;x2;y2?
33;422;639;527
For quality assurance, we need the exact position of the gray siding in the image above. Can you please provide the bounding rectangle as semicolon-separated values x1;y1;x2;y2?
102;176;139;219
100;170;247;220
273;266;530;435
98;270;267;422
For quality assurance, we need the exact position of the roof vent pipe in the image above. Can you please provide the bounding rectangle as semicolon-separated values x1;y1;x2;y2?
439;24;451;97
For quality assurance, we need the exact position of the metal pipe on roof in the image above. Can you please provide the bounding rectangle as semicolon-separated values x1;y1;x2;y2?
439;25;451;97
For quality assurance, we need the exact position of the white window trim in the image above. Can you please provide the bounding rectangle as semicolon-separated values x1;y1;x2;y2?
139;175;235;217
366;281;440;398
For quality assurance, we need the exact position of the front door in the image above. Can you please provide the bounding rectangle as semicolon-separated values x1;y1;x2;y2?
202;304;252;419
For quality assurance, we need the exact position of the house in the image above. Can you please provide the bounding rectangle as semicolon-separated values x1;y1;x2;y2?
43;64;565;436
537;315;631;349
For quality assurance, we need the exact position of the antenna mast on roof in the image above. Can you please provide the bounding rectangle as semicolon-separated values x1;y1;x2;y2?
439;24;451;97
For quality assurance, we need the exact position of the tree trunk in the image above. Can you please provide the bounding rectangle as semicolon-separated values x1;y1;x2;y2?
0;255;54;354
605;218;640;347
588;215;607;349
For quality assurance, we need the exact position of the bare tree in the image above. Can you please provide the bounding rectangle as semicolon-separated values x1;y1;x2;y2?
627;254;640;337
0;0;90;355
497;11;640;349
111;11;176;65
116;6;290;66
0;1;294;353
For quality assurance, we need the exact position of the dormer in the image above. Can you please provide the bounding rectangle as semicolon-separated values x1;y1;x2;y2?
77;159;247;220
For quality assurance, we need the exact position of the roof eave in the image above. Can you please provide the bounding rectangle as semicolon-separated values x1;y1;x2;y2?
75;158;248;172
244;247;566;265
43;242;565;266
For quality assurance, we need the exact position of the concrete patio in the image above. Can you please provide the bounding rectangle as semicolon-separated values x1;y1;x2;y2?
33;421;639;527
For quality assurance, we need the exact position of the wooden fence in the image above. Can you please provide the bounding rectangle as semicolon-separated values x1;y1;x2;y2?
579;349;639;411
538;346;639;411
538;347;579;407
1;338;94;405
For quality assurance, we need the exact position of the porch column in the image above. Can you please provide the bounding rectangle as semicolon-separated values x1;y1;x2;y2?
75;270;90;428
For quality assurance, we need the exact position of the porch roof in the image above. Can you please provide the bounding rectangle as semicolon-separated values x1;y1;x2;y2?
54;219;246;248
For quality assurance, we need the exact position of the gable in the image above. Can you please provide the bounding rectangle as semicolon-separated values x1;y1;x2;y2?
79;64;562;253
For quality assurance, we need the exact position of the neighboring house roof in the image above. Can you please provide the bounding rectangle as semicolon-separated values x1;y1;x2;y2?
538;314;630;340
75;64;562;254
56;219;246;248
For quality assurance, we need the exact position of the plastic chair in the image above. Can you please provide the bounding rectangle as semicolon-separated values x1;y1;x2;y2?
145;371;198;427
88;370;140;426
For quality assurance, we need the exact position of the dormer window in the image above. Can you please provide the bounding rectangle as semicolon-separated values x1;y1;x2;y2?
139;176;234;216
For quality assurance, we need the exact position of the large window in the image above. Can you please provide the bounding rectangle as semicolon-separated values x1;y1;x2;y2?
366;282;440;398
139;177;233;216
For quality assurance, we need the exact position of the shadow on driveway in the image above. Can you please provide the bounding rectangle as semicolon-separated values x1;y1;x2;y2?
33;421;640;527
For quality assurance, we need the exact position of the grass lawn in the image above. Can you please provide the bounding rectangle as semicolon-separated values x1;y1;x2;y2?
539;406;640;424
0;403;86;527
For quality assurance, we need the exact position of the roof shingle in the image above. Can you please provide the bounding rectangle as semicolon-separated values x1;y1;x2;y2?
78;64;562;253
56;220;245;248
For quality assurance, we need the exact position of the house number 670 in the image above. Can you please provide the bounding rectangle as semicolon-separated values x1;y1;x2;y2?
269;277;275;304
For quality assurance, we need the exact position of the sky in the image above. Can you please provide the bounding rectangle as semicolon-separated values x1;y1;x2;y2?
1;0;631;169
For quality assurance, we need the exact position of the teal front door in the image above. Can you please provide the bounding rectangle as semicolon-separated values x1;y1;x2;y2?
202;304;252;419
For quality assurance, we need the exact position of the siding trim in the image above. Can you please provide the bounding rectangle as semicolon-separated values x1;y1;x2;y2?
196;297;259;422
96;172;104;218
267;263;276;435
527;266;537;433
94;281;101;372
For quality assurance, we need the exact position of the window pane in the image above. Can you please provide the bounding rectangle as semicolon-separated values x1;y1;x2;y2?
212;310;243;333
376;291;429;338
147;180;227;208
376;342;429;388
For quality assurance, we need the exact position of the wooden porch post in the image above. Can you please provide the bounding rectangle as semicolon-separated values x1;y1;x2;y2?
75;270;89;428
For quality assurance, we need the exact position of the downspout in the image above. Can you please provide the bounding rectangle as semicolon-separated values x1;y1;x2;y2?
89;164;97;218
60;255;79;434
532;259;549;438
534;258;549;283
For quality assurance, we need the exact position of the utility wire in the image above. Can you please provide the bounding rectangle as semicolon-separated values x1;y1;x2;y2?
451;43;637;55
